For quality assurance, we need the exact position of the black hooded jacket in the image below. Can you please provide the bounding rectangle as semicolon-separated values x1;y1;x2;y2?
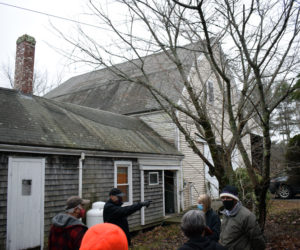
205;208;221;241
178;236;227;250
103;199;143;245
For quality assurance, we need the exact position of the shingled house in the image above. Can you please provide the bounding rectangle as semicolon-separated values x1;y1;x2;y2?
0;35;183;249
45;43;225;206
46;39;263;207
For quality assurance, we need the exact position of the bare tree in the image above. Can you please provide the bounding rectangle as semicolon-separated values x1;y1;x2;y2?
0;58;62;96
54;0;300;228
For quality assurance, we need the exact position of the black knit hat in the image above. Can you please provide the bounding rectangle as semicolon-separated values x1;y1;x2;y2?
220;185;239;201
109;188;125;197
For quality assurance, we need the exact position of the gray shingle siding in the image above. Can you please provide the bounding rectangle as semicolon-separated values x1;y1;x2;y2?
144;171;164;224
0;154;8;249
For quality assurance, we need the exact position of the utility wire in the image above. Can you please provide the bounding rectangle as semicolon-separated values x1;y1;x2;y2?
0;2;103;29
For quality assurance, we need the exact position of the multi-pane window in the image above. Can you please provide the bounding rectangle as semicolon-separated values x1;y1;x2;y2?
114;161;132;204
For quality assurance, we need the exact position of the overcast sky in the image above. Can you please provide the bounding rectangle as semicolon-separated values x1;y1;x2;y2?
0;0;97;91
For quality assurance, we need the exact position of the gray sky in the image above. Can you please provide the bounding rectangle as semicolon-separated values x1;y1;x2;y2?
0;0;93;91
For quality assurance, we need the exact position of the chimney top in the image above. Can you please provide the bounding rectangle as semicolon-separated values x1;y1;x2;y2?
16;34;36;46
14;34;36;94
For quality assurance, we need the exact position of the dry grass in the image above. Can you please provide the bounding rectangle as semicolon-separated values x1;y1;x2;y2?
267;199;300;215
130;199;300;250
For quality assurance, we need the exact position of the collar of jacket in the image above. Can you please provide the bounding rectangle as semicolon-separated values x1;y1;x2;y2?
223;201;242;217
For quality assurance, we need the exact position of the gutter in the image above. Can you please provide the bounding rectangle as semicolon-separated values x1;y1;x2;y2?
0;143;183;160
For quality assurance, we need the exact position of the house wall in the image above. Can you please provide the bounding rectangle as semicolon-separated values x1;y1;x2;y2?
0;154;8;249
144;171;164;224
181;141;206;207
137;112;177;147
0;152;166;249
177;114;206;207
44;154;79;244
45;155;144;248
136;111;206;209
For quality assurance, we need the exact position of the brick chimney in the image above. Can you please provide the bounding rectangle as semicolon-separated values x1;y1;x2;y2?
14;34;36;94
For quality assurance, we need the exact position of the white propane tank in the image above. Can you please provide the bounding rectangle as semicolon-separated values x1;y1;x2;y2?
86;201;105;228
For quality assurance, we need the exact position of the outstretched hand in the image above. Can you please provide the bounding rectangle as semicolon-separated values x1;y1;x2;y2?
141;200;152;208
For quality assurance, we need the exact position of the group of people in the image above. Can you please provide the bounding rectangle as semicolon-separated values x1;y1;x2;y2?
48;187;150;250
179;185;265;250
48;185;265;250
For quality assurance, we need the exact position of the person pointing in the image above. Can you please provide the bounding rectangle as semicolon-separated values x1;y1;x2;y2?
103;188;151;246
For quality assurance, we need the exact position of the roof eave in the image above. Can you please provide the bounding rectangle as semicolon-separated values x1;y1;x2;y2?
0;143;184;160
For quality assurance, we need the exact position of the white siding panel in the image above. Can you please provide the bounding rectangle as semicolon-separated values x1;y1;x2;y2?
179;123;206;207
136;112;176;146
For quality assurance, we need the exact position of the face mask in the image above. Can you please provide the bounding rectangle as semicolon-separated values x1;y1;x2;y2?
79;208;86;218
197;204;203;211
223;200;235;211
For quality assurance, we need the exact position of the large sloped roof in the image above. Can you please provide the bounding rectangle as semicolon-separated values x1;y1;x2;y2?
0;87;181;155
45;44;202;114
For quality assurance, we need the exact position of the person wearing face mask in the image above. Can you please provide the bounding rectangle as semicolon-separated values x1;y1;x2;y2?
197;194;221;242
48;196;90;250
219;185;265;250
103;188;151;246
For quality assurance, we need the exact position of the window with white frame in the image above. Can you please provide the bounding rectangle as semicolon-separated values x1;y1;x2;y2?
114;161;132;204
207;81;214;103
149;172;159;185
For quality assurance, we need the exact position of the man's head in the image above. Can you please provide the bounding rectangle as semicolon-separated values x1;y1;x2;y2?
220;185;239;211
65;196;90;218
80;223;128;250
181;210;206;238
109;188;125;204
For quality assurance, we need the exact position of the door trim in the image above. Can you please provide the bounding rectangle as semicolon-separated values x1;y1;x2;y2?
7;157;45;250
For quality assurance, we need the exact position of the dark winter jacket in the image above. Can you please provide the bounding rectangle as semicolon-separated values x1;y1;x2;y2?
205;208;221;242
220;205;265;250
103;199;143;245
178;236;227;250
48;213;87;250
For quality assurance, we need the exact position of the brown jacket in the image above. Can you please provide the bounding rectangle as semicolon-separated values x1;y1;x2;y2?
220;205;265;250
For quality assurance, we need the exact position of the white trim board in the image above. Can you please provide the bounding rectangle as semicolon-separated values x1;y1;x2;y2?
140;170;145;225
140;165;180;171
114;161;133;206
0;144;183;160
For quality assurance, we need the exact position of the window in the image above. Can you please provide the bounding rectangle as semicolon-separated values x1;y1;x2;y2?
149;172;159;185
22;179;32;196
114;161;132;204
207;81;214;103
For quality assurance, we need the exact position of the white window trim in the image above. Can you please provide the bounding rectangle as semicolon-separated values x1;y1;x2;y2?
148;172;159;185
114;161;133;205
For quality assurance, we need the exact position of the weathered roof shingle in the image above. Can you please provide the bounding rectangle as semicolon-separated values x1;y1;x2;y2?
45;44;202;114
0;88;181;155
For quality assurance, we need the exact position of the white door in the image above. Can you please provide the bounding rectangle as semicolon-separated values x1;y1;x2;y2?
7;157;45;250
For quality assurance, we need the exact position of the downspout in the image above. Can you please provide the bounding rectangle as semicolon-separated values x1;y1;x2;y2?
175;110;184;211
180;161;184;211
79;152;85;198
140;169;145;225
